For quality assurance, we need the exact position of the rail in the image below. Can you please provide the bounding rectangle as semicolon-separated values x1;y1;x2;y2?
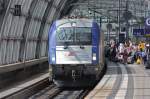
0;73;49;99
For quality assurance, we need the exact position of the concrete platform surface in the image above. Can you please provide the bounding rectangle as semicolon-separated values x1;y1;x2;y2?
85;61;150;99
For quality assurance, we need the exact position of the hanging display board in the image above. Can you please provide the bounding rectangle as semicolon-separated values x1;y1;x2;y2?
133;29;144;36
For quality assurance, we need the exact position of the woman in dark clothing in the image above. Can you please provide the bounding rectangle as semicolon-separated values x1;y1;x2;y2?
110;45;117;62
123;49;128;64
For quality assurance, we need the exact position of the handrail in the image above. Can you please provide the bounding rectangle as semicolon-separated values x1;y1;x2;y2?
0;57;48;74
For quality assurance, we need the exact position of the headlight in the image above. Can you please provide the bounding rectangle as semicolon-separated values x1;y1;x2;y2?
52;57;55;61
93;53;96;60
95;67;99;71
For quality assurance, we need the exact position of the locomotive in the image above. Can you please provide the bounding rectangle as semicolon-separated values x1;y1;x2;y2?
48;18;105;87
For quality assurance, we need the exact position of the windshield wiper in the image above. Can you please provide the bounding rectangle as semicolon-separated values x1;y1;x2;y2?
79;39;84;49
64;42;68;49
80;45;84;49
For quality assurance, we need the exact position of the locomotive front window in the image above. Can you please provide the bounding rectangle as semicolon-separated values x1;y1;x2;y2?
76;28;91;42
57;27;74;42
56;27;92;45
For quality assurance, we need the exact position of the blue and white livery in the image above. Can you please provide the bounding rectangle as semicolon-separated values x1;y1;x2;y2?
48;19;105;87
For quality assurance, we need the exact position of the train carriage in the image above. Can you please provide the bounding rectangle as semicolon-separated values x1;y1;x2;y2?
48;19;105;87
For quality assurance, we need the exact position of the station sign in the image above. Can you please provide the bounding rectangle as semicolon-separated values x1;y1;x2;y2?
145;18;150;27
145;17;150;37
133;29;144;36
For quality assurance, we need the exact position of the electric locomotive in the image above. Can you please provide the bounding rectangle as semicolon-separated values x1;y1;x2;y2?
49;18;105;87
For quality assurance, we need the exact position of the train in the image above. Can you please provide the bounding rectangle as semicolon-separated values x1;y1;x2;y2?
48;18;106;87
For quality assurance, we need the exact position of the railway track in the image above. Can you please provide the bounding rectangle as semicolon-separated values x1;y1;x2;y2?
53;89;90;99
29;84;62;99
1;62;105;99
30;85;92;99
0;73;50;99
1;73;93;99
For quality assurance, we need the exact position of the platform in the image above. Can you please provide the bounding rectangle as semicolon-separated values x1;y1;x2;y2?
85;61;150;99
0;73;49;98
0;57;48;74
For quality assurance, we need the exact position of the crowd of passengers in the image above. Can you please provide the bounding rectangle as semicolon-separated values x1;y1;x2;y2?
106;39;150;65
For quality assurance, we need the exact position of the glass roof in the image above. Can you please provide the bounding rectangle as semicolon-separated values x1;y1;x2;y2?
69;0;149;23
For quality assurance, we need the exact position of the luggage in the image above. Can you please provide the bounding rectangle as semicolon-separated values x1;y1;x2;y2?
145;61;150;69
136;58;142;64
145;55;150;69
127;57;132;64
117;54;123;62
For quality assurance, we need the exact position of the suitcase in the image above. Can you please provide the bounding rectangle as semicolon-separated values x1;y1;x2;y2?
145;55;150;69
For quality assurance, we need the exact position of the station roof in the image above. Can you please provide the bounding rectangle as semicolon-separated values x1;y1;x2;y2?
69;0;149;24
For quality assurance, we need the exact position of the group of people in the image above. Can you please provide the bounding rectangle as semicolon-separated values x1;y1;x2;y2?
106;39;150;65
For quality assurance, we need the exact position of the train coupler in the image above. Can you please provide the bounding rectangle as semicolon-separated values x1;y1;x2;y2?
71;70;82;81
72;70;76;81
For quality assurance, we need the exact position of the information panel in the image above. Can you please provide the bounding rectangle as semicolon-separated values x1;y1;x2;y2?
133;29;144;36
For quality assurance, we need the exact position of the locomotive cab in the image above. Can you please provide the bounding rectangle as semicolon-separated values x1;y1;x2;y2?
49;19;104;87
